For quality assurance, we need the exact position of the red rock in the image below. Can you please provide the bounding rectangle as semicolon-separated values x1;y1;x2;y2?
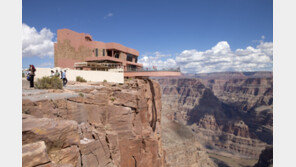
22;114;80;150
49;146;81;167
22;141;50;167
22;79;164;167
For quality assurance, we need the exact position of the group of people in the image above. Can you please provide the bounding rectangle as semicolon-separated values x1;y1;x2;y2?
51;69;68;86
25;65;68;88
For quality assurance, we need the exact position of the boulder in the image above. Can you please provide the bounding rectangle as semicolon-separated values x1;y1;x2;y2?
22;141;50;167
49;146;81;167
22;114;80;150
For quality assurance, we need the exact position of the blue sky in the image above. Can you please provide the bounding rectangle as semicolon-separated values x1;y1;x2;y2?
22;0;273;73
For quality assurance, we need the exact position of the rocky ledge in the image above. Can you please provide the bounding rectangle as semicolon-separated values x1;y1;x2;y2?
22;79;163;167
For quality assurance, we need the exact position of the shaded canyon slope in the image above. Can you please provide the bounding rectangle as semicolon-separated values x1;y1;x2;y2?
22;79;165;167
157;75;273;166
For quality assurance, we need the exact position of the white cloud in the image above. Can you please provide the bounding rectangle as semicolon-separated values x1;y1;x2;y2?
104;12;114;19
37;62;53;68
22;23;55;58
138;52;176;70
176;40;273;73
139;39;273;73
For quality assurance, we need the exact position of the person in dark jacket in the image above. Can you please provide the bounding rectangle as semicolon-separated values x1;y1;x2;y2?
28;65;36;88
50;70;55;77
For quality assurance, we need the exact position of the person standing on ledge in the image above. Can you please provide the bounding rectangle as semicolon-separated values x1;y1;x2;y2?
28;65;36;88
55;69;60;78
50;70;55;77
61;70;68;86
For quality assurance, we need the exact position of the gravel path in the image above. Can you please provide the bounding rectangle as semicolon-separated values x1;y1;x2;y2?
22;78;107;102
22;92;79;102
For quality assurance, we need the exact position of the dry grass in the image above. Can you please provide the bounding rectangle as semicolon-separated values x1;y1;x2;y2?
76;76;87;82
35;76;63;89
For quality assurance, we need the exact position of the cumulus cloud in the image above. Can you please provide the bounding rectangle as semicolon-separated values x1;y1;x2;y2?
176;41;273;73
139;40;273;73
37;62;53;68
22;23;55;58
138;51;177;70
104;12;114;19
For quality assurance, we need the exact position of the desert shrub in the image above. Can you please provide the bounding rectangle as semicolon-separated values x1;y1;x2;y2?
78;92;84;97
110;97;115;102
35;76;63;89
103;79;107;82
76;76;87;82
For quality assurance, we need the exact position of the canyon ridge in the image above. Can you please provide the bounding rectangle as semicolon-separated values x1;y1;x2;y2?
22;71;273;167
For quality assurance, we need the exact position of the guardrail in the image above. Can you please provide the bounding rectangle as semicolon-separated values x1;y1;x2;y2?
125;67;181;72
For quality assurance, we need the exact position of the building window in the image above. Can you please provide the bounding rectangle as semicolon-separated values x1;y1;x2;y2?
126;54;133;62
107;50;112;57
115;51;119;58
95;48;98;57
102;49;105;56
135;56;138;63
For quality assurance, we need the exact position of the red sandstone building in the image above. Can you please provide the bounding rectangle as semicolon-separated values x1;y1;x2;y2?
54;29;143;71
54;29;181;77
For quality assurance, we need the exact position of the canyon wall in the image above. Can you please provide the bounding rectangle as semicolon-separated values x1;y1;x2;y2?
202;77;273;144
22;74;272;167
157;76;273;161
22;79;164;167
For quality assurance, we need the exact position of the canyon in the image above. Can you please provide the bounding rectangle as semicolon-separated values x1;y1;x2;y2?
22;71;273;167
157;72;273;167
22;78;215;167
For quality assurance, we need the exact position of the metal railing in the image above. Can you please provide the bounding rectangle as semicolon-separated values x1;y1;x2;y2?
125;67;181;72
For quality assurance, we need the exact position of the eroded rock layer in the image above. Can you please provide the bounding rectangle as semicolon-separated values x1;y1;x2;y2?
157;77;273;161
22;79;163;167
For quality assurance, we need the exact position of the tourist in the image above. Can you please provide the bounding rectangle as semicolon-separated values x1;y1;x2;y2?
55;69;60;77
60;70;63;79
28;65;36;88
61;70;68;86
25;69;30;80
50;70;55;77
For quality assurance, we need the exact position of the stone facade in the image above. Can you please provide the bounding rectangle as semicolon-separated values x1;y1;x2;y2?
54;29;142;71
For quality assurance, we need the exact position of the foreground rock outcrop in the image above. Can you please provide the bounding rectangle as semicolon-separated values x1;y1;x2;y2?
22;79;164;167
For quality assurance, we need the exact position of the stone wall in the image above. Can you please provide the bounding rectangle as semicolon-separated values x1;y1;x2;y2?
34;68;124;83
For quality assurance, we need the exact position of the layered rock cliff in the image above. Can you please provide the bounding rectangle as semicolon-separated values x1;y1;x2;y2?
157;77;273;163
201;78;273;144
22;79;164;167
253;146;273;167
162;116;216;167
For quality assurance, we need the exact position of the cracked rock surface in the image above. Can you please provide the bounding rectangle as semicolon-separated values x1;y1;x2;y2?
22;79;163;167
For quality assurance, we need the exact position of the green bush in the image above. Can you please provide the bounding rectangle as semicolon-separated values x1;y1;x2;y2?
110;97;115;102
78;92;84;97
22;72;25;78
103;79;107;83
76;76;87;82
35;76;63;89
